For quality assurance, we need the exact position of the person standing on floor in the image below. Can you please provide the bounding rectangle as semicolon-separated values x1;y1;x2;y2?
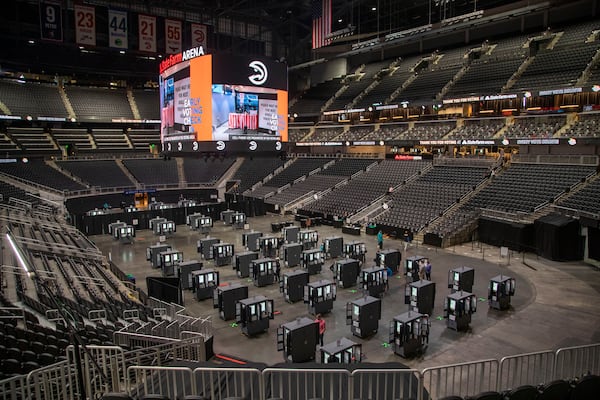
377;230;384;250
418;259;427;281
274;257;281;282
425;259;432;281
315;314;326;346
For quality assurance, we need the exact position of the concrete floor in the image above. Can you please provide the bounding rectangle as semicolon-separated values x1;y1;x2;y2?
91;213;600;369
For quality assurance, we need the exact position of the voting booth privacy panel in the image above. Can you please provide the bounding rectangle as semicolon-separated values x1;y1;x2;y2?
478;217;534;252
146;277;183;306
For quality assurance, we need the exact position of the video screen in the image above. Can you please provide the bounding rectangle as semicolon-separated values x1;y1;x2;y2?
159;51;288;153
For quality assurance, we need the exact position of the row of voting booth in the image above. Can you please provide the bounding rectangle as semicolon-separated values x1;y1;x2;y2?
108;221;135;243
220;209;246;229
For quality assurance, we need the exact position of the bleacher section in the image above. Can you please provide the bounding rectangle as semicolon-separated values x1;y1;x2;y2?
132;89;159;120
0;80;67;118
65;86;133;121
0;181;39;206
560;113;600;138
300;159;428;218
290;78;342;116
503;115;566;139
7;128;57;153
51;129;94;151
0;159;85;191
558;176;600;215
373;165;489;233
122;159;179;186
446;118;504;139
56;160;134;188
126;129;160;149
336;125;375;141
362;124;408;140
91;129;131;150
0;131;19;153
310;127;344;141
228;157;286;193
397;121;455;140
182;158;236;184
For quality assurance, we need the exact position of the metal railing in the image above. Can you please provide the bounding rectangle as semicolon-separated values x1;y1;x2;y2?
2;341;599;400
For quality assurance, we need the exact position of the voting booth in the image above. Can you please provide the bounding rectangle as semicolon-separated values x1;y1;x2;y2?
234;251;259;278
251;257;276;287
149;217;167;233
147;243;172;268
405;280;436;315
159;250;183;277
448;266;475;293
376;249;401;275
115;225;135;244
344;241;367;264
282;243;302;268
333;258;360;288
212;243;234;267
301;249;324;275
346;296;381;338
304;279;336;315
282;226;300;243
277;317;319;363
188;214;212;234
192;269;219;301
242;231;262;251
214;283;249;321
446;291;477;331
280;269;309;303
231;212;246;229
320;338;362;364
108;221;126;237
360;266;388;298
259;236;279;258
405;255;426;283
220;209;236;224
389;311;430;358
299;229;319;250
488;275;516;310
177;260;202;290
236;295;274;336
323;236;343;259
197;237;220;260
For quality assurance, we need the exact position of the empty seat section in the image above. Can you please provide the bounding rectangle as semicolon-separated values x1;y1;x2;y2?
0;80;67;118
228;157;286;193
0;159;86;191
65;86;133;121
122;159;179;185
56;160;134;188
183;158;236;184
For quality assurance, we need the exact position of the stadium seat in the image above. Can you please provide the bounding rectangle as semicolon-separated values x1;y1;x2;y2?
101;393;133;400
506;384;539;400
139;395;170;400
569;374;600;400
538;380;571;400
439;397;463;400
467;391;502;400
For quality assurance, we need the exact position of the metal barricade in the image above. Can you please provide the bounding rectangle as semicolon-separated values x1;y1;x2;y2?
194;367;262;400
352;368;424;400
498;350;555;391
422;359;499;399
67;344;127;398
262;367;351;400
127;366;195;399
0;374;28;400
26;361;74;400
554;343;600;380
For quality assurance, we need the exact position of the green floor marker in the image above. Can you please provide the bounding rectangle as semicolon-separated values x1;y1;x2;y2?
381;342;390;348
230;323;238;328
348;289;357;293
436;316;443;320
478;297;486;302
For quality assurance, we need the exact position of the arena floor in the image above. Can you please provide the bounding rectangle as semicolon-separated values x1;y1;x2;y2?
91;213;600;369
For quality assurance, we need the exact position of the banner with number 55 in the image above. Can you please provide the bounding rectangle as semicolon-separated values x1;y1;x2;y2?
108;9;128;49
138;14;156;52
165;19;182;54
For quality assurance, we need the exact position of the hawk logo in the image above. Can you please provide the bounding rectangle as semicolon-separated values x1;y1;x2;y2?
216;141;226;151
248;60;268;85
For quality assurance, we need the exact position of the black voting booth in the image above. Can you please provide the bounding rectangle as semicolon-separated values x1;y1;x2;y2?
234;251;259;278
299;229;319;250
147;243;172;268
231;212;246;229
489;275;516;310
346;296;381;338
147;277;183;306
149;217;167;233
108;221;126;236
157;221;176;236
242;231;262;251
282;226;300;243
220;209;236;224
188;213;213;233
214;283;249;320
213;243;234;266
344;241;367;264
192;269;219;301
376;249;401;274
323;236;343;259
446;291;477;331
197;237;220;260
304;280;336;315
259;236;279;258
448;266;474;293
251;258;276;287
177;260;202;290
320;338;362;364
389;311;430;358
534;213;583;261
277;317;319;362
159;249;183;277
333;258;360;288
361;266;388;298
236;295;274;336
282;243;302;267
405;280;436;315
280;269;309;303
301;249;324;275
405;255;425;283
115;225;135;244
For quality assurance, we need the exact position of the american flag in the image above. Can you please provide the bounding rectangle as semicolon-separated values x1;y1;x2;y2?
312;0;332;49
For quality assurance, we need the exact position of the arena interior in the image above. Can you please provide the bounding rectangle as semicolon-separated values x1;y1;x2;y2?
0;0;599;399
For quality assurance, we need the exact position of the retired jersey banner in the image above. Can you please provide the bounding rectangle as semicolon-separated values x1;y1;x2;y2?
74;4;96;46
165;19;182;54
40;1;63;42
108;9;128;49
191;23;207;49
138;14;157;52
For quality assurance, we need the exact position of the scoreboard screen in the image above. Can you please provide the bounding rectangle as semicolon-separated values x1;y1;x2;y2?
159;48;288;154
